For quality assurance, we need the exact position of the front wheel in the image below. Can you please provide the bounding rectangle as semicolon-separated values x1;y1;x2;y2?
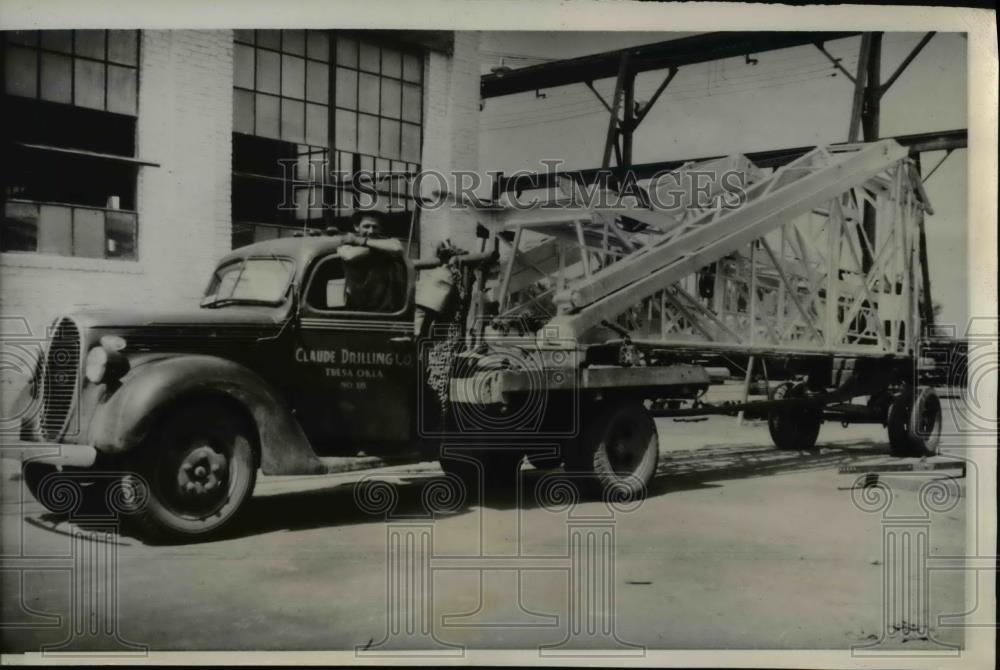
124;403;258;544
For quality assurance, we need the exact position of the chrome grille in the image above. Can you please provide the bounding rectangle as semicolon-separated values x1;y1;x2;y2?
39;317;81;440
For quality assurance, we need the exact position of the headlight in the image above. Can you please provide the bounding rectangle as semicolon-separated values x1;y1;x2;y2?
85;346;108;383
85;345;129;384
100;334;127;352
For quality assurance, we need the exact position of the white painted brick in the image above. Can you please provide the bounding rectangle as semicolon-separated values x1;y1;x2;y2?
419;32;483;258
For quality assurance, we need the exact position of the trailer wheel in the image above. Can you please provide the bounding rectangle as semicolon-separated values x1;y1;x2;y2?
123;403;257;544
768;382;822;450
887;387;942;457
570;400;658;500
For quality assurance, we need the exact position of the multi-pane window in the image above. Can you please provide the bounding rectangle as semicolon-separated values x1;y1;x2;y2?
1;29;141;259
332;36;423;166
233;29;329;147
231;30;424;252
232;29;332;247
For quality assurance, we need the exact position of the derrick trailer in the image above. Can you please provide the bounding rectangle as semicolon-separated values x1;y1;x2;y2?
449;138;943;496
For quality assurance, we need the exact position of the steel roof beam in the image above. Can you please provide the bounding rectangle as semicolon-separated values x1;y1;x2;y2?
495;129;967;194
481;31;862;99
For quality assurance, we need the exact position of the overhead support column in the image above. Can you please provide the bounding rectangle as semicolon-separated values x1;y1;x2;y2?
861;33;884;142
622;67;636;167
602;54;630;169
848;34;872;143
859;32;883;271
849;31;936;271
913;154;935;333
592;59;677;172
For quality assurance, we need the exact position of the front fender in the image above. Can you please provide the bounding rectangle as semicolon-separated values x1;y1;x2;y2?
88;355;324;475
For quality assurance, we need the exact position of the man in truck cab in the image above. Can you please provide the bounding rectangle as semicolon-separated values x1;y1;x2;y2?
333;210;406;312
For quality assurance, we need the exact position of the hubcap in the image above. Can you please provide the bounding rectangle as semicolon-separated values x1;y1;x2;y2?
176;442;229;502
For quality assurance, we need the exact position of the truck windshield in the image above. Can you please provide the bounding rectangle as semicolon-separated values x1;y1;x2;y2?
201;257;294;307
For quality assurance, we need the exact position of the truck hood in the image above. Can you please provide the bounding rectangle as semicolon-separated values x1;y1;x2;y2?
69;306;287;330
65;306;288;353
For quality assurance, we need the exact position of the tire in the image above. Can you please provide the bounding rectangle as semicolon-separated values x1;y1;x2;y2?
568;400;658;501
768;382;822;450
912;387;943;456
887;391;912;456
123;403;258;544
22;462;111;517
887;387;942;457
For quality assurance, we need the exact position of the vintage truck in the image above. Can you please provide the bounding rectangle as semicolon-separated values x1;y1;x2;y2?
8;140;943;543
9;234;710;542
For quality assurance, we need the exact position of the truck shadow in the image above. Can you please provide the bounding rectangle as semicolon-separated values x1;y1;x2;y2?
26;439;891;543
646;439;887;498
219;438;889;539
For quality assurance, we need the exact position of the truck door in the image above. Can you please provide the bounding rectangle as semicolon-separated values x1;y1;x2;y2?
294;251;416;453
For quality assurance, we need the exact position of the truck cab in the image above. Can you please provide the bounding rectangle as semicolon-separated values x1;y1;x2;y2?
204;236;421;453
12;235;434;542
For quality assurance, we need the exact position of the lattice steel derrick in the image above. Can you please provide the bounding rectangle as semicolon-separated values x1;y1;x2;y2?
484;139;929;358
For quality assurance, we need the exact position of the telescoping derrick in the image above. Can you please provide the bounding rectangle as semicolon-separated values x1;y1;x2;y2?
485;139;930;360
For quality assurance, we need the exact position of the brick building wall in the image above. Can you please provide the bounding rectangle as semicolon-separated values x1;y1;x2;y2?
418;31;482;258
0;29;480;419
0;30;235;341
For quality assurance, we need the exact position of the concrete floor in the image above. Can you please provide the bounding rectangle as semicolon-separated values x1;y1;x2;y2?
1;412;969;654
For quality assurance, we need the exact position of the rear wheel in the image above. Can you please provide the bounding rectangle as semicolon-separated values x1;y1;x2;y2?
568;400;658;501
768;382;822;450
124;403;257;544
888;387;942;457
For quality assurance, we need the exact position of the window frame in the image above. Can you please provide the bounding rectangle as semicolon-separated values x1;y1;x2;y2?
330;35;424;168
2;29;145;262
232;29;329;147
202;254;297;308
1;198;139;260
301;251;413;318
231;30;425;251
3;29;140;116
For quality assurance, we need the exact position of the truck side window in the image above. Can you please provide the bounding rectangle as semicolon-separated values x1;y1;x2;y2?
306;255;407;313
